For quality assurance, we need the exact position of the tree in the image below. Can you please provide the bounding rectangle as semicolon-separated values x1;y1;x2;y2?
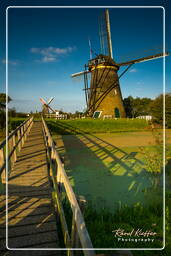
123;96;152;118
0;93;12;129
0;93;12;109
123;96;134;117
150;93;171;128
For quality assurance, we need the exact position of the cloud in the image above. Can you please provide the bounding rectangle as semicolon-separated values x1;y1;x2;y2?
136;81;144;85
30;46;76;62
2;59;18;65
42;56;56;63
129;68;137;73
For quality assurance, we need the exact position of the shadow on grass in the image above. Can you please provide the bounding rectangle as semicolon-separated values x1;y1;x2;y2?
48;121;162;212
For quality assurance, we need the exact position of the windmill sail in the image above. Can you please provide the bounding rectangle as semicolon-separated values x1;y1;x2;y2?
117;52;169;67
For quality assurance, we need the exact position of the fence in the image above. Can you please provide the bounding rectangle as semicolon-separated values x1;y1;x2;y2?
42;117;95;256
0;117;33;192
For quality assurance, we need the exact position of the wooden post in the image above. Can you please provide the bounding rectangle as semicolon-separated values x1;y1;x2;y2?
0;147;6;184
0;148;4;169
21;126;24;146
71;196;87;251
27;119;30;134
29;118;32;133
8;138;13;172
12;134;17;163
17;129;21;152
24;123;27;140
25;122;28;137
71;209;80;250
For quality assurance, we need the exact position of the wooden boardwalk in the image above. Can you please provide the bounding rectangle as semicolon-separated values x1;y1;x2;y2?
0;121;59;253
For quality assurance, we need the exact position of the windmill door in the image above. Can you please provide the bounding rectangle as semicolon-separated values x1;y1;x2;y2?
114;107;120;118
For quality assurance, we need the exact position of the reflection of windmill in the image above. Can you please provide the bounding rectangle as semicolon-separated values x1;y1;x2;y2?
71;9;168;118
40;97;56;115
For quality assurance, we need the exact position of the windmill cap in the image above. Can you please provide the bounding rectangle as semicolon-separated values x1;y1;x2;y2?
88;54;119;71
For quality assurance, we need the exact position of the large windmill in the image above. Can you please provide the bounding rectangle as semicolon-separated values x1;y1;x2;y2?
71;9;168;118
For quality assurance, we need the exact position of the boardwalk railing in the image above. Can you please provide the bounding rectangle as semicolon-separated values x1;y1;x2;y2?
0;117;34;189
42;117;95;256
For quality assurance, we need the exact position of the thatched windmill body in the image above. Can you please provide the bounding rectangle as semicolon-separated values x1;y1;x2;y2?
71;9;168;118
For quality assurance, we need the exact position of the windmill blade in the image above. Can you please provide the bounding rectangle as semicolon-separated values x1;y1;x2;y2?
105;9;113;59
47;104;56;113
117;52;169;67
40;97;47;105
71;70;90;78
47;97;54;105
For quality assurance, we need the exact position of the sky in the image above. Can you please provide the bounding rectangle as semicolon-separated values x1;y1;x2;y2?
0;0;171;113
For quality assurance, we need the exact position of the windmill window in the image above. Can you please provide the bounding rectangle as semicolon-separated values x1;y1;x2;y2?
114;89;117;95
93;111;102;118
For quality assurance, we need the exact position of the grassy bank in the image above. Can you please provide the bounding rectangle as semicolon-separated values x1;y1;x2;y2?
8;117;26;132
62;196;163;250
46;118;149;134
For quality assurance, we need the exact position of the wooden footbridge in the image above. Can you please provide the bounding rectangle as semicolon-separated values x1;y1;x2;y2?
0;117;95;255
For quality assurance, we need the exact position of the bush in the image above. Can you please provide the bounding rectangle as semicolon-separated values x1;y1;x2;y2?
150;93;171;128
8;118;25;132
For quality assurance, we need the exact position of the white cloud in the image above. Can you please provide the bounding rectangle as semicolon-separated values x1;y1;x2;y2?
2;59;18;65
42;56;56;63
136;81;144;85
30;46;76;62
129;68;137;73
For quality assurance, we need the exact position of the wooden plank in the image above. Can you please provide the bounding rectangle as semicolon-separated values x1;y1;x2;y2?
6;121;59;249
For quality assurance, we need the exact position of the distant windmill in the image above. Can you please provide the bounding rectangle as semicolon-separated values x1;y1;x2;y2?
71;9;168;118
40;97;56;115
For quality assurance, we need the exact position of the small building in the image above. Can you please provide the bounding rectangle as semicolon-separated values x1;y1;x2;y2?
136;115;152;121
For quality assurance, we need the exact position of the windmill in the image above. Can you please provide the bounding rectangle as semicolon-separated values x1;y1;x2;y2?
71;9;168;118
40;97;57;115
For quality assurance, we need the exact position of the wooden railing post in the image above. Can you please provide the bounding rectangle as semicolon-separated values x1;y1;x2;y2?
12;134;17;163
8;137;13;171
71;209;80;249
17;128;22;152
21;126;25;146
71;196;87;250
24;123;27;141
0;148;5;184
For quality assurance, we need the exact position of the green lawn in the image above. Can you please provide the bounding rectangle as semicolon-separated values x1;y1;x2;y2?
46;118;149;134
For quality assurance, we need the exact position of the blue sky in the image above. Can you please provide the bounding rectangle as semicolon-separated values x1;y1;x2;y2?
0;0;171;113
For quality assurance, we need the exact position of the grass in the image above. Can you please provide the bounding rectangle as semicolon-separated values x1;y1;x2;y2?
46;118;149;134
61;190;164;250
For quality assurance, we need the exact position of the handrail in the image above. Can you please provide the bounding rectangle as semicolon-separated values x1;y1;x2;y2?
42;117;95;256
0;117;34;181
